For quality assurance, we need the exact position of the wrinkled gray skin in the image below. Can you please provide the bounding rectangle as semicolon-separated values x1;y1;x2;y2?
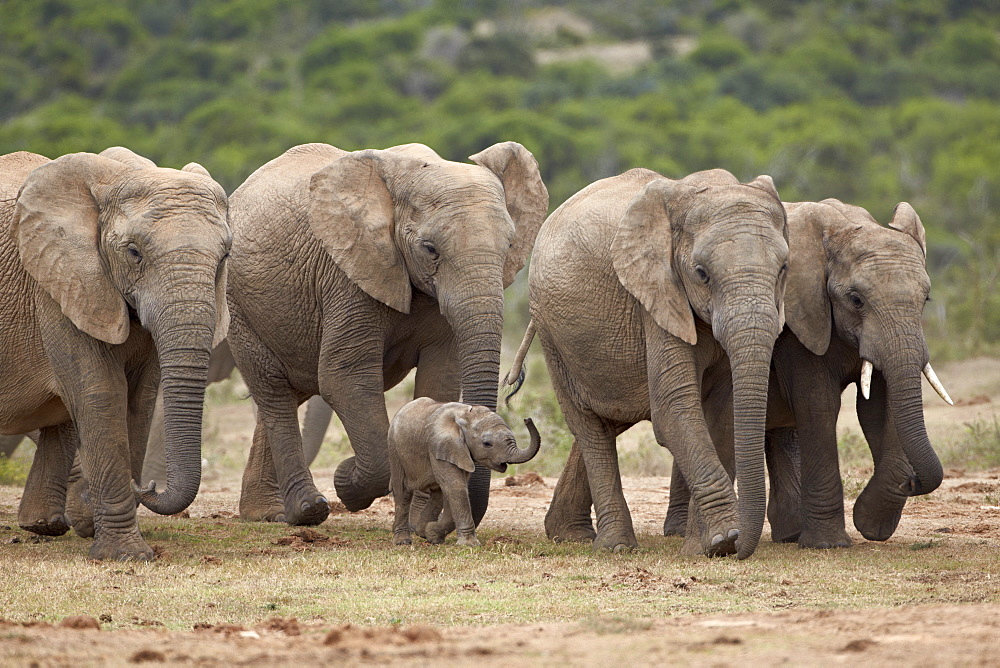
0;148;230;560
389;398;540;546
227;142;547;527
139;340;333;486
664;199;943;548
508;168;787;559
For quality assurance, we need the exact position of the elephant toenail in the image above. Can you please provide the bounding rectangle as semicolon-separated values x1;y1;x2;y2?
728;529;739;540
711;534;725;547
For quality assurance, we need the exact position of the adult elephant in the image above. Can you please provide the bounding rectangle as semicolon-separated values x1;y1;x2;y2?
506;168;787;559
0;148;230;560
139;340;334;487
227;142;547;526
666;199;950;548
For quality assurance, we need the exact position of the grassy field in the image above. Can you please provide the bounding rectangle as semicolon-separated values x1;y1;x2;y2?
1;356;999;664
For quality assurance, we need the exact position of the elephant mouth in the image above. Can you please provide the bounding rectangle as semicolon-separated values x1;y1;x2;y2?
491;463;508;474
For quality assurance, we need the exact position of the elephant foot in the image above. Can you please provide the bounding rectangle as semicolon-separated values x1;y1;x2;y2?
592;526;638;552
89;532;156;561
19;513;70;537
283;490;329;526
456;534;480;547
698;514;740;557
853;484;906;542
544;508;597;543
798;526;852;549
334;457;389;512
393;532;412;546
425;521;452;544
239;498;287;523
662;509;688;537
65;478;95;538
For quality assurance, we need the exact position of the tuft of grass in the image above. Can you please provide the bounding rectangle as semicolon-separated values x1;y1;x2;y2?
939;417;1000;471
837;430;873;471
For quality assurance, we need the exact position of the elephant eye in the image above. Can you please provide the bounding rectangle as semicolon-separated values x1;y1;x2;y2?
694;265;710;285
421;241;439;259
780;263;788;275
127;244;143;264
482;440;492;448
848;291;864;309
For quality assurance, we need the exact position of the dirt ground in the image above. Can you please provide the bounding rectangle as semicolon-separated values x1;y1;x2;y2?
2;358;1000;666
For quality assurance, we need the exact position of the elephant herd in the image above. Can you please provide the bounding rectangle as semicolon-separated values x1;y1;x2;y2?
0;141;950;562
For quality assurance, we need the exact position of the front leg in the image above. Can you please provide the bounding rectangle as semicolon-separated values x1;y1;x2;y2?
853;370;912;541
646;324;738;557
765;427;803;543
389;453;413;545
430;462;477;546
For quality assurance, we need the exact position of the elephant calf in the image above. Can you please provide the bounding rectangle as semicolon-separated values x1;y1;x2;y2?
388;398;540;546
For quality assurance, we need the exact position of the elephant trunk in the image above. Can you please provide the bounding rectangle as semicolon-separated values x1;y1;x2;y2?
135;286;217;515
880;350;942;496
440;257;505;526
716;278;781;560
505;418;541;464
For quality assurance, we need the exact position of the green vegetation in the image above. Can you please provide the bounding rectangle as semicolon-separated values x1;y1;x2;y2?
2;0;999;358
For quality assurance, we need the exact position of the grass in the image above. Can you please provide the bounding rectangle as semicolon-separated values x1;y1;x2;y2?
1;504;997;630
0;455;29;487
940;417;1000;471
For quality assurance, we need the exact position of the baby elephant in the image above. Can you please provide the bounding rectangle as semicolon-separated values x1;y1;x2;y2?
388;398;541;546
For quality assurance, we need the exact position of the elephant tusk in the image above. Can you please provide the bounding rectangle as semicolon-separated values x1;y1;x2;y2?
923;363;954;406
859;359;873;400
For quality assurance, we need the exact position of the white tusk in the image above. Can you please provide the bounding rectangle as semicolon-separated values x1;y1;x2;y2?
859;360;873;400
923;363;954;406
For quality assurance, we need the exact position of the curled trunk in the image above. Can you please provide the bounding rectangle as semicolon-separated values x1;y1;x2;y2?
506;418;541;464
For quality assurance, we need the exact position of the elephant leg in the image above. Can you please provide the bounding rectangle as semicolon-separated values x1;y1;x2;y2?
647;332;739;558
663;462;689;536
412;490;444;540
300;396;333;467
239;419;286;522
18;424;72;536
65;448;95;538
544;440;597;543
425;500;454;545
390;453;413;546
319;333;391;513
140;391;167;487
765;427;803;543
793;380;851;549
854;370;912;541
62;361;154;560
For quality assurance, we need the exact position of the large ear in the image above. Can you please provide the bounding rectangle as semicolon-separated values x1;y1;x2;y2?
99;146;157;170
610;178;697;345
431;410;476;473
14;153;131;345
888;202;926;257
783;202;832;356
308;150;412;313
469;142;549;287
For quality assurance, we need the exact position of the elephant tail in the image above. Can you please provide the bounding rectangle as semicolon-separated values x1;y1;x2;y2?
502;319;536;406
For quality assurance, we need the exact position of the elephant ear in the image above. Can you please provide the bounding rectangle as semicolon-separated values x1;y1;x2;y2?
14;153;131;345
431;411;476;473
888;202;927;258
99;146;157;170
783;202;832;356
182;162;213;179
308;150;412;314
611;178;697;345
469;142;549;287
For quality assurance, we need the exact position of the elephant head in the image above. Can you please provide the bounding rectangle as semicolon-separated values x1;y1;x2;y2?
612;169;788;559
13;147;231;516
433;405;541;474
307;142;548;518
783;199;945;533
